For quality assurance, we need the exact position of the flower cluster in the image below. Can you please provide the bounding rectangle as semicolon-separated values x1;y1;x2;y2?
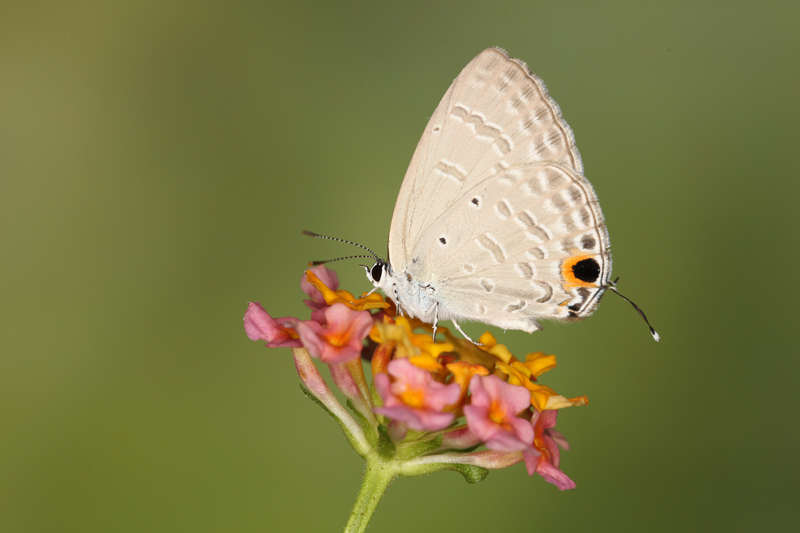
244;265;588;492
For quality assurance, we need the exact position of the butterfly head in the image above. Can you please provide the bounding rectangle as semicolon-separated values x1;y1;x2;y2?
364;259;391;288
301;231;399;297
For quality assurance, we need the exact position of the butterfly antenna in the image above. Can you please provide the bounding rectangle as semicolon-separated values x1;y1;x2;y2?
604;277;660;342
307;255;376;266
302;230;380;265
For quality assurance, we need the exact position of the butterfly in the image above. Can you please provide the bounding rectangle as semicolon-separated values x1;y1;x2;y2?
308;47;657;342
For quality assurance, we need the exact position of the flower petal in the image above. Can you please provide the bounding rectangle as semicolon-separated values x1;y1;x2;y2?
525;409;576;490
523;351;557;378
294;303;374;364
464;375;534;452
373;358;460;432
301;265;340;310
371;317;454;363
524;451;577;490
446;361;490;410
243;302;302;348
305;269;389;312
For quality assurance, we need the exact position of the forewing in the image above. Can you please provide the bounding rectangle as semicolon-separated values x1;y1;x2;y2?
388;47;583;271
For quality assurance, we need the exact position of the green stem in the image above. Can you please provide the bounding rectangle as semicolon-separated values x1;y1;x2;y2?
343;459;396;533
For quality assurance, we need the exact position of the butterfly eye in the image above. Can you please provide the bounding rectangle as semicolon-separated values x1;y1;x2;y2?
371;263;383;282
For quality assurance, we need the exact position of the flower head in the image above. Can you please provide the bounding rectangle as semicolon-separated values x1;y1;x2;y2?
463;374;534;452
374;358;460;432
245;263;590;495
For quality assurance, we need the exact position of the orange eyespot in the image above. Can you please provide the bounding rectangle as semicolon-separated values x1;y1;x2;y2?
561;254;601;288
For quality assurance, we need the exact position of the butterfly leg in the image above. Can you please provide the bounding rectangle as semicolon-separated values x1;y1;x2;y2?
431;302;438;341
452;320;482;345
393;284;404;317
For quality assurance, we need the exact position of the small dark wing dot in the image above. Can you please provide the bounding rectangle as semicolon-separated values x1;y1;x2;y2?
439;237;447;245
471;197;480;206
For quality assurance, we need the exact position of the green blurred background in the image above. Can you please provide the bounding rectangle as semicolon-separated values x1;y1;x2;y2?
2;1;798;531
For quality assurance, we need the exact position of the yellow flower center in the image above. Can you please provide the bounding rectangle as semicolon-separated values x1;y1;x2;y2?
324;331;346;348
488;400;509;428
400;388;425;408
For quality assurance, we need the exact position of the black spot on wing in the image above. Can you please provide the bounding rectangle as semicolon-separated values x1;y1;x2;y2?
572;258;600;283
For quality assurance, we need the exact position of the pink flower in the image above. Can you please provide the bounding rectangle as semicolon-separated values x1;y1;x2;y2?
293;303;373;364
374;358;460;432
301;265;340;306
301;265;340;323
463;375;534;452
523;409;576;490
243;302;302;348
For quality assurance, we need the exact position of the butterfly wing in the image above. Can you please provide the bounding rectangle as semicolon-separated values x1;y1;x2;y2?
388;47;584;270
419;162;611;332
387;47;610;332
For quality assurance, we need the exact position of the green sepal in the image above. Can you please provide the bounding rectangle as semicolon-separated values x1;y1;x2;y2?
370;382;382;408
346;398;380;446
398;434;443;460
397;460;489;483
443;463;489;484
375;423;396;458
